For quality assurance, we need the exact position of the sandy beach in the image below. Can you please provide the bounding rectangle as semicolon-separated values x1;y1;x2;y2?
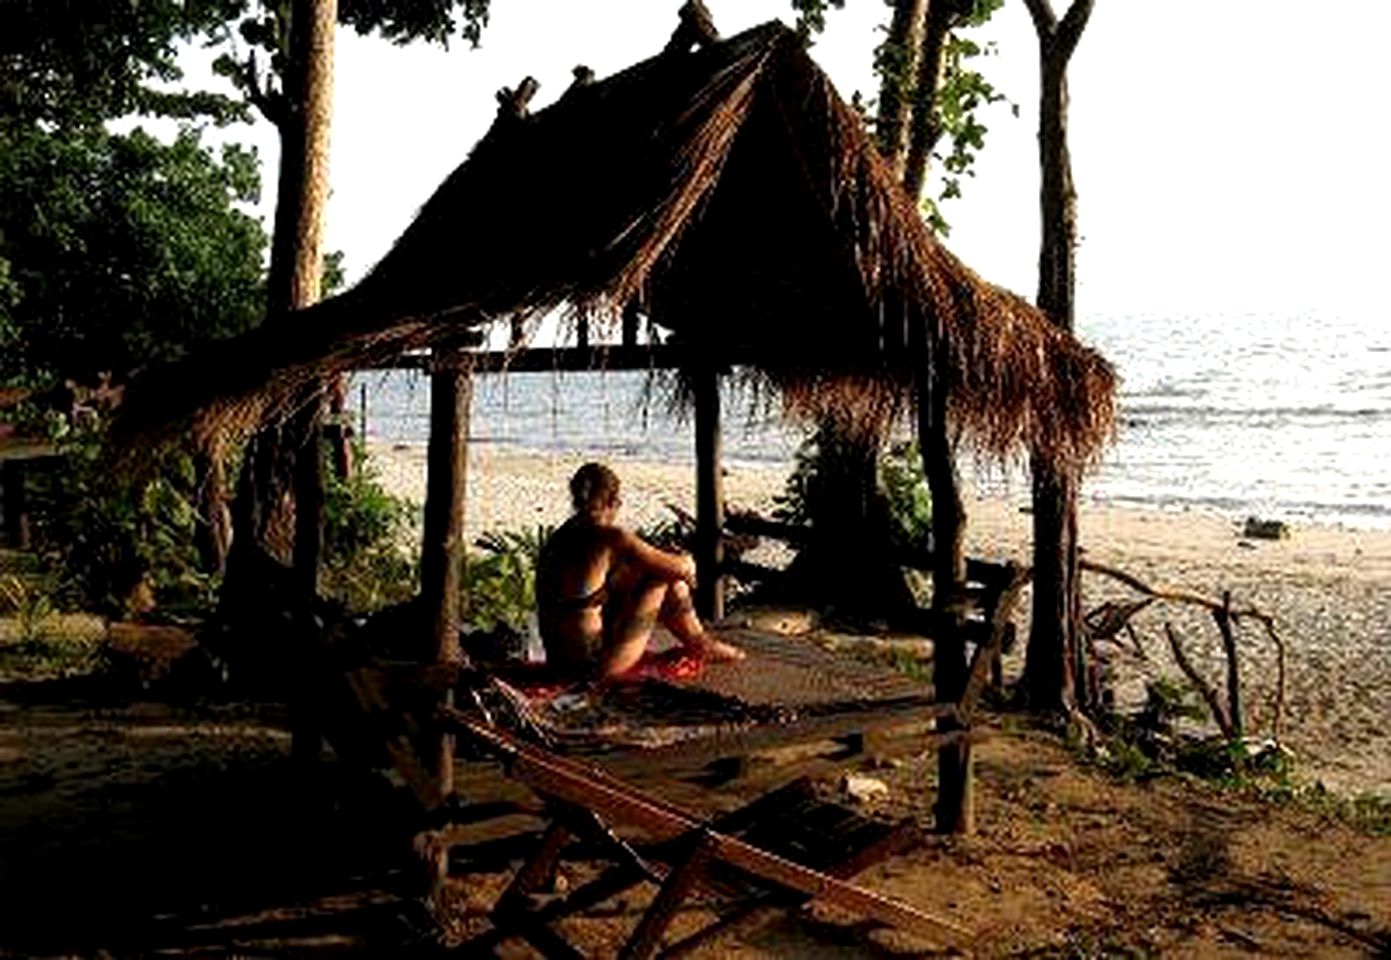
367;442;1391;797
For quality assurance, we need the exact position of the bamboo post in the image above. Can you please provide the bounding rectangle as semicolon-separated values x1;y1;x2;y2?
693;363;724;622
420;348;471;803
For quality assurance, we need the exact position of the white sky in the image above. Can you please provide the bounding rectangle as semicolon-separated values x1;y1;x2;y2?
188;0;1391;321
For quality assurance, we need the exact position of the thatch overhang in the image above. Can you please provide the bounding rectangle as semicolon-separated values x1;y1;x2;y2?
121;21;1114;467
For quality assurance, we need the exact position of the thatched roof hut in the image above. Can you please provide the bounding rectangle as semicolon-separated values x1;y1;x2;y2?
122;19;1113;466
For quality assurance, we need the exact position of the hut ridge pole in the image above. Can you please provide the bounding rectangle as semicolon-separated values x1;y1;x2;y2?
694;363;724;622
420;348;471;802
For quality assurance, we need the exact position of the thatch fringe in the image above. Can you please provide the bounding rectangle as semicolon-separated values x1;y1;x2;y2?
116;21;1113;471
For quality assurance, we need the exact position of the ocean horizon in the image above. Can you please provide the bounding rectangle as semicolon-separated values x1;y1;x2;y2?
353;311;1391;531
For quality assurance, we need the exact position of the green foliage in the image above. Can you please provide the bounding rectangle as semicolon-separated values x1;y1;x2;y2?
879;440;933;547
774;429;932;547
790;0;847;38
0;584;108;676
803;0;1007;235
28;422;217;619
464;527;550;635
321;452;418;613
0;0;249;129
0;573;56;643
0;124;267;389
1079;676;1391;835
928;4;1011;235
340;0;491;46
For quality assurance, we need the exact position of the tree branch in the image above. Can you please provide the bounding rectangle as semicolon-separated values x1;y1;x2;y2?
242;52;287;129
1081;559;1286;747
1164;622;1233;740
1022;0;1057;37
1056;0;1097;61
1213;591;1243;741
1081;559;1272;625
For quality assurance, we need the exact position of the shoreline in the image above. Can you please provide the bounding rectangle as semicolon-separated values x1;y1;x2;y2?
366;442;1391;797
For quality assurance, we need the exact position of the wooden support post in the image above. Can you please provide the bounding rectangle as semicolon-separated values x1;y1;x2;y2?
420;348;471;809
622;300;641;347
1;459;28;549
917;332;973;836
693;363;724;622
576;315;591;350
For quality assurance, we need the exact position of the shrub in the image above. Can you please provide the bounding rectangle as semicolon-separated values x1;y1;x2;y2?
321;450;418;613
464;526;550;636
774;428;932;546
29;420;215;618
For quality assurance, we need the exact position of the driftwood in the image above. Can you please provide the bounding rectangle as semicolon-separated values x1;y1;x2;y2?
1081;559;1286;745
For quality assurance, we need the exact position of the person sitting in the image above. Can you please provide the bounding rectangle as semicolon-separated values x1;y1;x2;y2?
536;462;744;679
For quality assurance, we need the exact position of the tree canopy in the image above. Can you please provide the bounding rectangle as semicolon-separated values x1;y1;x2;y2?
0;125;268;389
0;0;249;129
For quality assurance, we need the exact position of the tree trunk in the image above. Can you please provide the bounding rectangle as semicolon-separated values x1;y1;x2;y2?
1021;0;1094;712
917;341;971;833
883;0;975;833
875;0;930;182
226;0;336;607
901;1;955;201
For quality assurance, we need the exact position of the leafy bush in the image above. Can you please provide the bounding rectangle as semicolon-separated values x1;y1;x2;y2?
774;428;932;545
880;440;933;547
321;451;418;613
29;421;216;618
464;527;550;636
0;573;56;642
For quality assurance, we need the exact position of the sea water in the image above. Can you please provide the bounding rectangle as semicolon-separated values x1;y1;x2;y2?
354;311;1391;530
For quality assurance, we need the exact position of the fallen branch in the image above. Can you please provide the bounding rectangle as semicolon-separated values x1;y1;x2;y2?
1164;622;1233;740
1081;559;1286;745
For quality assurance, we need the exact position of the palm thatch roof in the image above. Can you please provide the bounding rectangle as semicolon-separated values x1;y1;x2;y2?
120;21;1114;466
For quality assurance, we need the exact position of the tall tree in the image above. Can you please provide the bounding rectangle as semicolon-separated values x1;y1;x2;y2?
211;0;493;603
0;2;272;602
1020;0;1096;711
799;0;1002;833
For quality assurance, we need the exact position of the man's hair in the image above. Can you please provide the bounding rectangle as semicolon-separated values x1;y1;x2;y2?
570;462;620;513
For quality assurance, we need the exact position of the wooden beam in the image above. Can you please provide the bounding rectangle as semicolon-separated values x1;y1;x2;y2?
723;513;1018;586
361;342;735;374
693;364;724;621
619;832;716;960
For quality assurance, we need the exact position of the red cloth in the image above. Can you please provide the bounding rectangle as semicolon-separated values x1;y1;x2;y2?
613;648;706;682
